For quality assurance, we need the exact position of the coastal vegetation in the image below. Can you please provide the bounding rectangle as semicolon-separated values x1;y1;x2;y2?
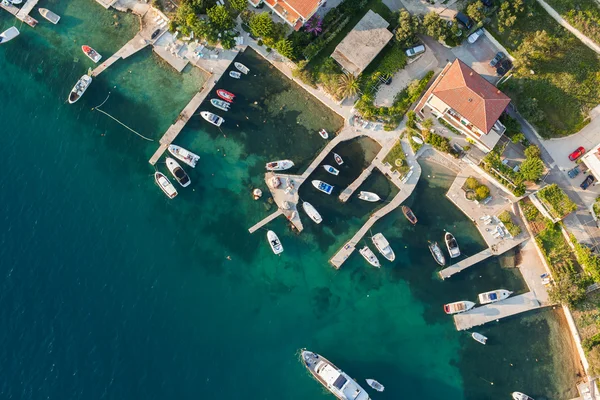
463;176;491;201
498;210;522;237
536;184;577;220
543;0;600;46
383;140;410;176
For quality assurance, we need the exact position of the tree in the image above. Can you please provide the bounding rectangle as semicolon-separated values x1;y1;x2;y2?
229;0;247;13
465;177;479;190
519;97;545;124
510;132;525;143
421;118;434;130
475;185;491;200
520;156;545;181
466;1;485;23
497;1;517;32
548;273;586;306
524;145;541;159
207;5;234;30
514;30;554;71
395;10;420;46
423;12;447;42
275;39;294;59
249;12;274;39
337;73;360;99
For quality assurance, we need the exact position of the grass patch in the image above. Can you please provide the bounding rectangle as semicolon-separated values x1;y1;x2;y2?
536;222;578;276
544;0;600;46
383;140;410;176
498;210;522;237
537;184;577;219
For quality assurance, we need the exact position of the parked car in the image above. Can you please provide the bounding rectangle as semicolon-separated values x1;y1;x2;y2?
581;175;595;190
405;44;425;57
496;59;513;76
490;52;505;67
569;146;585;161
467;29;484;44
455;12;473;29
568;166;581;179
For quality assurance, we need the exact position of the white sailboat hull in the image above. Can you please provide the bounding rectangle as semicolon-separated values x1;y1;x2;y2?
478;289;513;305
265;160;294;171
372;233;395;261
168;145;200;168
359;246;380;267
358;191;380;202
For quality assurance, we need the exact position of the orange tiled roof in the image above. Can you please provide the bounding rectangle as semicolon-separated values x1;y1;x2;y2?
265;0;319;20
265;0;301;25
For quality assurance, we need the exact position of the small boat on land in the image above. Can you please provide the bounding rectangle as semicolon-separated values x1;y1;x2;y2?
472;332;488;345
302;202;322;224
200;111;224;127
333;152;343;165
267;230;283;254
154;172;178;199
323;165;339;175
359;246;380;267
444;301;475;315
445;232;460;258
0;26;19;44
81;45;102;63
512;392;534;400
39;8;60;24
217;89;235;103
165;157;190;187
365;379;384;392
301;351;370;400
312;180;333;195
412;135;424;144
372;233;395;261
168;144;200;168
265;160;294;171
234;62;249;74
151;29;161;39
402;205;417;225
319;129;329;139
210;98;230;112
358;191;380;202
478;289;513;305
229;71;241;79
68;75;92;104
429;242;446;266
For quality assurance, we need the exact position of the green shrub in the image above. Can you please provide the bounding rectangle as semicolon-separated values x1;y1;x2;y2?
537;184;577;219
498;210;522;237
465;177;479;190
522;201;541;222
475;185;491;201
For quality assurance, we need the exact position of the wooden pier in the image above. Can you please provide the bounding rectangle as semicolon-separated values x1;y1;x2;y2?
248;210;284;233
339;164;374;202
0;0;38;27
92;34;150;77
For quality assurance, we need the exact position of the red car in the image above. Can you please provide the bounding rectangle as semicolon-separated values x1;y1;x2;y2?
569;146;585;161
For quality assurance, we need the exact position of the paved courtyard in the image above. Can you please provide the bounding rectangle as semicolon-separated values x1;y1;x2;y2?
451;34;501;83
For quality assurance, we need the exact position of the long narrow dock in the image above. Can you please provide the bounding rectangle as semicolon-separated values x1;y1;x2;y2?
0;0;38;27
339;164;374;202
248;210;284;233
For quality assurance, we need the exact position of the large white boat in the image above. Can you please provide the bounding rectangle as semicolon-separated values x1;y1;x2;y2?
234;62;249;74
478;289;513;305
512;392;534;400
265;159;294;171
371;233;395;261
358;191;380;202
323;165;339;175
443;301;475;315
0;26;19;44
267;230;283;254
154;172;178;199
168;145;199;168
166;157;190;187
359;246;380;268
302;202;322;224
301;350;370;400
201;111;224;127
445;232;460;258
39;8;60;24
312;180;334;195
68;75;92;104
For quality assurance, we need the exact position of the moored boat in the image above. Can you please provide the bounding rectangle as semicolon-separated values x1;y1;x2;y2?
39;8;60;24
301;350;370;400
358;191;380;202
81;45;102;63
165;157;191;187
319;129;329;139
359;246;380;267
372;233;395;261
365;379;384;392
168;144;200;168
302;202;322;224
402;205;417;225
443;301;475;314
323;165;339;175
512;392;534;400
312;180;333;195
200;111;224;127
210;98;230;112
333;152;343;165
429;242;446;266
68;74;92;104
265;159;294;171
472;332;488;345
0;26;19;44
478;289;513;305
445;232;460;258
229;70;241;79
234;62;249;74
154;172;178;199
267;230;283;254
217;89;235;103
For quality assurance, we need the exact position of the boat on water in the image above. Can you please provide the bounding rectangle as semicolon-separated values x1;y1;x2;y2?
512;392;534;400
358;191;380;202
217;89;235;103
445;232;460;258
301;350;370;400
365;379;384;392
8;0;22;4
429;242;446;266
312;180;334;195
168;144;200;168
333;152;343;165
154;172;178;199
234;62;249;74
210;98;230;112
229;71;241;79
165;157;190;188
68;75;92;104
372;233;395;262
319;129;329;139
265;159;294;171
412;135;424;144
359;246;380;267
267;230;283;254
39;8;60;24
302;202;322;224
443;301;475;315
200;111;224;127
472;332;488;345
0;26;19;44
402;205;417;225
81;45;102;63
323;165;339;175
478;289;513;305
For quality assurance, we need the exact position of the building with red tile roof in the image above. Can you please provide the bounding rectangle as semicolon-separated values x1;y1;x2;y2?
249;0;323;31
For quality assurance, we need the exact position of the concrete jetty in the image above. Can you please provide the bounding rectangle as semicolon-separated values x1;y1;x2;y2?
92;34;149;77
339;164;374;202
248;210;284;233
16;0;39;19
0;0;38;27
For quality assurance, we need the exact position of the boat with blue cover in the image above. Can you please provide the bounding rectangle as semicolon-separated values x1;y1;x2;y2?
323;165;339;175
312;180;334;195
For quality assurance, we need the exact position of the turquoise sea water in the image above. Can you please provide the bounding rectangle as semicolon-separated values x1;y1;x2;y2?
0;2;582;399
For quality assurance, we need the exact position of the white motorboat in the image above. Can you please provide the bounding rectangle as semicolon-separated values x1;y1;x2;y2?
359;246;380;267
333;152;343;165
267;230;283;254
168;144;200;168
445;232;460;258
472;332;488;345
372;233;395;262
0;26;19;44
229;70;241;79
165;157;191;188
319;129;329;139
478;289;513;305
301;351;370;400
9;0;22;4
234;62;249;74
39;8;60;24
429;242;446;266
412;135;424;144
512;392;534;400
312;180;334;195
365;379;384;392
82;45;102;63
302;202;322;224
154;172;178;199
323;165;339;175
265;159;294;171
200;111;224;127
68;75;92;104
210;98;230;112
358;191;380;202
443;301;475;315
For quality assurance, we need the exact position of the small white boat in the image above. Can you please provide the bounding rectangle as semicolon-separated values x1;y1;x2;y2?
358;191;380;202
165;157;191;187
0;26;19;44
472;332;488;345
200;111;224;127
323;165;339;175
443;301;475;314
39;8;60;24
267;230;283;254
9;0;22;4
68;74;92;104
412;135;424;144
512;392;534;400
312;180;333;195
82;45;102;63
372;233;395;261
210;98;230;112
302;202;322;224
234;62;249;74
445;232;460;258
168;144;200;168
359;246;380;267
229;70;241;79
429;242;446;266
154;172;178;199
333;152;343;165
365;379;384;392
318;129;329;139
478;289;513;305
265;160;294;171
